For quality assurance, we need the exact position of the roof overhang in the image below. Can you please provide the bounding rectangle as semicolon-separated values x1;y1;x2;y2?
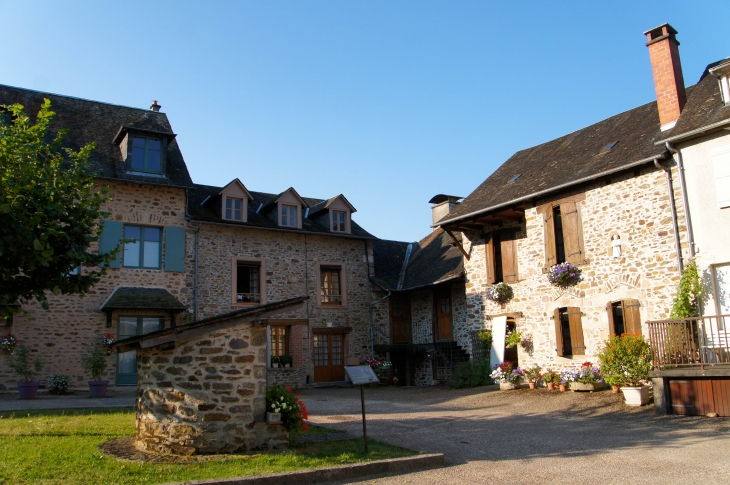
100;287;186;312
655;118;730;145
112;125;177;145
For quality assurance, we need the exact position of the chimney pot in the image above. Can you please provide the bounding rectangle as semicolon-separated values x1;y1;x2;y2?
644;23;686;130
150;100;161;112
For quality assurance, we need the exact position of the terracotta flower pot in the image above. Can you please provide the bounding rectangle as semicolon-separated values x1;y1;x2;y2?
88;380;110;398
528;381;537;390
547;383;555;391
559;384;567;392
18;381;40;400
611;385;621;394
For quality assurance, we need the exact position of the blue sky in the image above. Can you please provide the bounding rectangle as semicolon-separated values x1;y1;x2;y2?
1;1;727;242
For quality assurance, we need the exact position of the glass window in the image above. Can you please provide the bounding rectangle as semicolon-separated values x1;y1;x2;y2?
130;136;162;173
281;204;297;227
332;211;346;232
271;326;289;357
553;206;566;264
320;267;342;304
236;261;261;303
225;197;243;221
123;225;161;269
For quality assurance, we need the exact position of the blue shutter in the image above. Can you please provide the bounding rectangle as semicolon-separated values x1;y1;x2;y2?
164;226;186;272
99;220;123;268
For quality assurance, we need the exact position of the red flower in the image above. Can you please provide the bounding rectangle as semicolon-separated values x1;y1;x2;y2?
302;423;309;431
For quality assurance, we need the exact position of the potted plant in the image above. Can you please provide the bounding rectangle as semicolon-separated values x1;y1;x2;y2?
523;365;542;390
265;384;309;435
547;262;582;288
270;355;281;368
559;370;572;392
280;355;293;368
81;344;109;398
48;374;72;395
542;370;560;390
598;334;652;406
490;361;523;390
505;330;522;349
486;282;514;305
565;361;604;391
7;343;43;399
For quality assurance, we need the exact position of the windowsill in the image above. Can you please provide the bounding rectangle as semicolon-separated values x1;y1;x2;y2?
270;366;296;370
125;170;166;178
233;302;263;308
122;266;162;271
318;302;347;309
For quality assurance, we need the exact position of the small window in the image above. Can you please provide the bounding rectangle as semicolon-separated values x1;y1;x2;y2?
281;204;297;227
236;261;262;304
271;326;289;358
225;197;243;221
130;136;162;173
607;299;642;336
123;225;161;269
553;307;585;356
332;211;347;232
320;266;342;305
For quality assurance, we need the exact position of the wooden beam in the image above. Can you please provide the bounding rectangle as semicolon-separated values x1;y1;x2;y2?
445;229;470;261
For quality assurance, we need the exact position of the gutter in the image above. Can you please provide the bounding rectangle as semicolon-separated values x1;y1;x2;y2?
655;118;730;145
433;153;668;228
653;158;684;274
187;218;375;241
193;223;202;320
665;142;696;259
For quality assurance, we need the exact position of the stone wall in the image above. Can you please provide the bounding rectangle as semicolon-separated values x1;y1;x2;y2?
0;181;189;390
460;166;687;372
135;323;288;455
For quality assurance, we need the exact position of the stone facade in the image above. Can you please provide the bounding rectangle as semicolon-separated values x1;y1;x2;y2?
460;166;687;372
0;181;190;390
135;323;288;455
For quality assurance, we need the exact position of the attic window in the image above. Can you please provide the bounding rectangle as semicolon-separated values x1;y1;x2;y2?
603;142;618;151
508;174;521;184
131;136;162;173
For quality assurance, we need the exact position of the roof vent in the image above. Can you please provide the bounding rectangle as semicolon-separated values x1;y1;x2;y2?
150;100;161;112
508;174;521;183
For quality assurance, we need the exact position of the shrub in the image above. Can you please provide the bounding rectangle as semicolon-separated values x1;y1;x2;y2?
598;334;652;387
7;343;43;382
81;344;108;381
670;259;706;318
48;374;72;394
451;360;494;389
266;385;309;435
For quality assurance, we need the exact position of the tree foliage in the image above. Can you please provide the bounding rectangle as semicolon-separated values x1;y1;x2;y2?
670;259;706;318
0;100;118;316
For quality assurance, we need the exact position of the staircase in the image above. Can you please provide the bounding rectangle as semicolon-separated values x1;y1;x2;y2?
435;340;470;368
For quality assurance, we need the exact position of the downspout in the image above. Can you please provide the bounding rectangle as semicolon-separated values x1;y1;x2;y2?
193;223;202;320
369;291;391;359
654;158;684;274
665;142;696;259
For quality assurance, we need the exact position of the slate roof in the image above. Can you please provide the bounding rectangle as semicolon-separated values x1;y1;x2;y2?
0;84;194;189
658;58;730;143
436;97;675;226
100;287;186;311
187;184;375;239
372;229;464;292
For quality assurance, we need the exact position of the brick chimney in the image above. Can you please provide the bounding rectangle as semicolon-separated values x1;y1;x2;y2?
644;23;686;131
150;100;161;112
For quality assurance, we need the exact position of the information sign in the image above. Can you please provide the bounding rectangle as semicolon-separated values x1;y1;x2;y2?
345;365;380;385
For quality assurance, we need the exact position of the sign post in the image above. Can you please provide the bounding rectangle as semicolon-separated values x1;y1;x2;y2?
344;365;380;453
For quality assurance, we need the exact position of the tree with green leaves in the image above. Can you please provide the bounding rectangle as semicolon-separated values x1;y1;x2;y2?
670;259;706;318
0;99;119;317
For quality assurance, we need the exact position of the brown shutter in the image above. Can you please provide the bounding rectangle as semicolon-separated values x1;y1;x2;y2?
567;307;586;355
606;301;616;337
554;308;564;356
543;210;557;268
500;232;518;283
622;299;642;335
560;201;584;264
484;234;495;284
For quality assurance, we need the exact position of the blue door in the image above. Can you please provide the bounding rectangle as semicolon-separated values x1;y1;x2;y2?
116;316;163;385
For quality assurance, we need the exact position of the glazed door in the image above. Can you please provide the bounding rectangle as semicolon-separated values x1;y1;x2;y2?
436;290;453;341
390;294;411;344
313;333;345;382
116;316;163;385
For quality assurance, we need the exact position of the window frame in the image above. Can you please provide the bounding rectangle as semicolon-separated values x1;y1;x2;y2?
331;210;349;233
129;135;163;174
316;262;347;308
270;325;290;359
553;306;586;356
224;196;244;221
122;225;162;269
280;204;298;228
231;257;266;307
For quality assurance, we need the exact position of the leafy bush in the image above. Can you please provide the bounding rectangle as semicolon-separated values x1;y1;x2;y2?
451;360;494;389
670;259;706;318
598;334;652;387
505;330;522;348
7;343;43;382
48;374;72;394
266;385;309;435
81;344;108;381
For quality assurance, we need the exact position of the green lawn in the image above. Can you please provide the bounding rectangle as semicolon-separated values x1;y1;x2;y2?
0;408;414;485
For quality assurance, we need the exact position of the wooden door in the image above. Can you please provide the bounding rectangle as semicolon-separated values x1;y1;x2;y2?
436;289;453;341
313;333;345;382
390;294;411;344
669;379;715;415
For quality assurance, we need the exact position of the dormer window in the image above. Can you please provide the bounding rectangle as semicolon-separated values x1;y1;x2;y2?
131;136;162;173
225;197;243;221
281;204;298;227
219;179;253;223
332;210;347;232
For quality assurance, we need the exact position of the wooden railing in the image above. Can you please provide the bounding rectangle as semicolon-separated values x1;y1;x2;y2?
645;315;730;368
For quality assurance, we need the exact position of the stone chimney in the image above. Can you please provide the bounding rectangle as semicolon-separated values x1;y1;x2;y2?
644;23;686;131
429;194;462;226
150;100;161;112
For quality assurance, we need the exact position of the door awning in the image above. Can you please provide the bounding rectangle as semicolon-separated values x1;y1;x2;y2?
100;287;186;312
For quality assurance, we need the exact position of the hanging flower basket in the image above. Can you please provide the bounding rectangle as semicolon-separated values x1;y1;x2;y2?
102;332;116;356
547;262;582;288
486;282;514;305
1;334;17;355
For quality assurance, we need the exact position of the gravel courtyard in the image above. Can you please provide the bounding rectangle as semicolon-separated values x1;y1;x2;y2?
301;384;730;485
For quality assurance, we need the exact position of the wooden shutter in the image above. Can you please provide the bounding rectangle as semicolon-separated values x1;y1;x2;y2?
606;301;616;337
567;307;586;355
543;210;557;268
622;299;642;335
164;226;186;272
500;232;519;283
560;201;584;264
553;308;564;356
484;234;496;284
98;220;123;268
